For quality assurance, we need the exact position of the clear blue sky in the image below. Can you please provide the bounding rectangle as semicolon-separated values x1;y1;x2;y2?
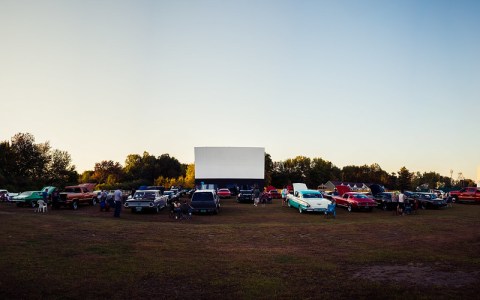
1;0;479;181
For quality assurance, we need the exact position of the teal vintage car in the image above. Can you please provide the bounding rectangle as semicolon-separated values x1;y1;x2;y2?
287;183;332;213
12;191;43;207
12;186;57;207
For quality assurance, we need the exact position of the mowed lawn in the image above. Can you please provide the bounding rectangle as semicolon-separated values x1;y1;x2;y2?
1;197;479;300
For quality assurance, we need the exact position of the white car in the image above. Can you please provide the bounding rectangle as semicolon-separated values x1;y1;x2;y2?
287;183;331;213
124;190;168;213
0;189;18;201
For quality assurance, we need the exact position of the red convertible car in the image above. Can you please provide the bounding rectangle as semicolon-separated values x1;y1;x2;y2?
333;192;377;212
217;188;231;199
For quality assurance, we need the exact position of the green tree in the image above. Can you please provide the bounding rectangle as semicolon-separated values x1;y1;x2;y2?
309;158;341;187
93;160;124;184
397;167;412;191
264;153;273;187
47;149;78;187
184;164;195;188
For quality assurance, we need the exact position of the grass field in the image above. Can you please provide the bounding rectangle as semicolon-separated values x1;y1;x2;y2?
1;197;479;299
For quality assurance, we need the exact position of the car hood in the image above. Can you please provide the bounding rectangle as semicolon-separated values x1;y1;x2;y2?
335;185;351;196
369;184;385;196
293;183;308;193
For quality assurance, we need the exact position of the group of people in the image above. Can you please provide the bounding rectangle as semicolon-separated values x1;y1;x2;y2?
41;188;60;208
171;199;193;220
391;191;424;216
95;189;123;217
252;185;272;207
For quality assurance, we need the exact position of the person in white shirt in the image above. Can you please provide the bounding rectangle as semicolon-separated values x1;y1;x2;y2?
397;191;405;216
113;189;122;217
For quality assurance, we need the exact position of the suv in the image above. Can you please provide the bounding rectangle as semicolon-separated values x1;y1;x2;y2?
190;190;220;214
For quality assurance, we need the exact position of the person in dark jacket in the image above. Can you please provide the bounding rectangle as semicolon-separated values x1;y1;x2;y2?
252;185;261;206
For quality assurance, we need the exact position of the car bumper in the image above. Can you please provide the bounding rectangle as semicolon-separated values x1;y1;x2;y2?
191;208;217;213
303;207;327;212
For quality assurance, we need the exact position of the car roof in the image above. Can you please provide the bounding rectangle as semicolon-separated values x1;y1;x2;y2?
194;189;216;193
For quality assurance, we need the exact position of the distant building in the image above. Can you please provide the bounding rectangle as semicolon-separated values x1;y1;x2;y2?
323;181;370;192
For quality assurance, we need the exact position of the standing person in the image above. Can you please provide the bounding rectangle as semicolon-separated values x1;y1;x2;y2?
113;189;122;218
260;188;268;207
281;186;288;207
391;192;398;215
398;190;405;216
253;185;261;207
42;188;49;207
52;189;60;209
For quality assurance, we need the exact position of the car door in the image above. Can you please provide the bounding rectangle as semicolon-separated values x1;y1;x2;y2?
336;194;347;207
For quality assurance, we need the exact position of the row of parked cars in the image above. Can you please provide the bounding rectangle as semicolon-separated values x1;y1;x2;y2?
124;188;220;214
251;183;460;214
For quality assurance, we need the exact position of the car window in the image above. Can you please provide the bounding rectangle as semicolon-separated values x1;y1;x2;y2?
134;192;145;198
144;192;156;199
354;194;368;199
304;193;322;199
192;192;214;202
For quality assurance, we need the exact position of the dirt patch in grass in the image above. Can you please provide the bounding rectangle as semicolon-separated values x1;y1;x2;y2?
353;264;479;287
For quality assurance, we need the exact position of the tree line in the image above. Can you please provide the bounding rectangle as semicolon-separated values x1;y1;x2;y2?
266;154;476;191
0;133;476;192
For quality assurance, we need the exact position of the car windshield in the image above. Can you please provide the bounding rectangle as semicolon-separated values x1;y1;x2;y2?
20;191;34;196
303;193;322;199
420;194;437;200
219;189;229;192
353;194;368;199
240;190;252;194
134;192;145;198
144;192;156;199
164;191;173;195
192;192;214;202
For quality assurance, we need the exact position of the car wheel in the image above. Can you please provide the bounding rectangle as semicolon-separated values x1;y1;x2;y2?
368;207;373;212
421;203;426;210
382;203;388;211
347;205;352;212
91;198;97;206
72;201;78;210
16;202;22;207
287;201;291;207
31;201;36;208
298;206;303;213
155;206;159;213
214;208;218;215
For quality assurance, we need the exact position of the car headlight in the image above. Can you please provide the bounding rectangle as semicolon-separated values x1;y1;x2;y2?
149;203;154;207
